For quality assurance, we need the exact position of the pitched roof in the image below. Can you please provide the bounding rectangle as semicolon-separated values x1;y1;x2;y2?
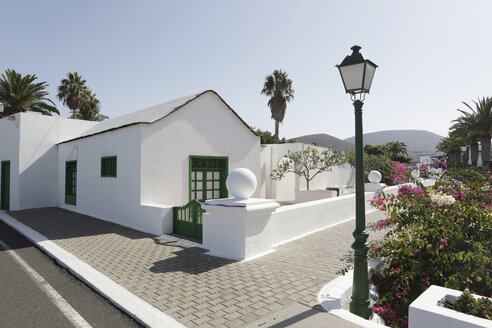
59;90;257;144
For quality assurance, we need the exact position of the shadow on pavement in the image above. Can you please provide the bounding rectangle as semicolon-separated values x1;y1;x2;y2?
7;208;151;241
149;244;236;275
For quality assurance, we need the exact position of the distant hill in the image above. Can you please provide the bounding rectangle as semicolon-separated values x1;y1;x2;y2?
293;133;355;152
344;130;443;153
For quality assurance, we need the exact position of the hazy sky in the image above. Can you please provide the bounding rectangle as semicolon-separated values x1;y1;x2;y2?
1;1;491;140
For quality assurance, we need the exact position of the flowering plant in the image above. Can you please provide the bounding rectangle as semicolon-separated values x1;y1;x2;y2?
369;168;492;327
387;161;410;185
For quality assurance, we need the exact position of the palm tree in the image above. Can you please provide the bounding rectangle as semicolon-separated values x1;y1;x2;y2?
261;69;294;143
77;93;107;121
386;141;408;158
436;134;462;168
57;72;87;118
450;115;479;166
459;98;492;167
0;69;59;118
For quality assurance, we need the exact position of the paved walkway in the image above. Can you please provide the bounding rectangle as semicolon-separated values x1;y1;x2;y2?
7;208;387;328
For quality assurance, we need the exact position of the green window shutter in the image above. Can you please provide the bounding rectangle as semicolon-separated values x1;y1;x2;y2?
101;156;117;177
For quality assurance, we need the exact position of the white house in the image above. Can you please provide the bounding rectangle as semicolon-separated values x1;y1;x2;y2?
0;90;260;236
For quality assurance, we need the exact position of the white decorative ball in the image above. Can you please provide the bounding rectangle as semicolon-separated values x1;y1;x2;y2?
411;169;420;179
368;170;382;183
226;168;257;199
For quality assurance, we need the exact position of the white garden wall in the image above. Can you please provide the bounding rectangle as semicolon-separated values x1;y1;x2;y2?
260;143;355;202
140;92;260;207
269;190;380;247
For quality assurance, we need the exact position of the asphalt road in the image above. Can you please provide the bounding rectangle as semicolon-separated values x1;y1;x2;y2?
0;220;143;328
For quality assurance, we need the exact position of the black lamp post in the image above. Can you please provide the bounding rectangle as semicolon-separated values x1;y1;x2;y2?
461;144;468;169
337;45;377;319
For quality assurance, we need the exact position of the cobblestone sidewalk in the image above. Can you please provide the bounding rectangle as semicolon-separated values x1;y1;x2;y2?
8;208;387;328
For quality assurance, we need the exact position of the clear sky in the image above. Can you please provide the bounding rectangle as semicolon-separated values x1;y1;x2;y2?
1;1;491;140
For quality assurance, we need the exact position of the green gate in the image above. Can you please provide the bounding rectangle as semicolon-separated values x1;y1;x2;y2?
173;199;204;240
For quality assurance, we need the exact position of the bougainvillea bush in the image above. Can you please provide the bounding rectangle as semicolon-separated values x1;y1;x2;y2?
369;168;492;327
387;161;410;185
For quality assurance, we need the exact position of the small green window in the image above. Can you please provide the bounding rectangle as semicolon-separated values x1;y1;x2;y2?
101;156;117;177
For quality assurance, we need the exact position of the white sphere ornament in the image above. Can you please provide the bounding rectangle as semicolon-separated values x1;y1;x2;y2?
226;168;257;199
368;170;382;184
411;169;420;179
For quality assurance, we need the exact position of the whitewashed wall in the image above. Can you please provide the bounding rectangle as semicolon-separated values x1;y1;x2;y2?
260;143;355;201
269;190;379;247
19;113;96;209
140;92;261;207
57;125;170;235
0;114;21;210
0;113;97;211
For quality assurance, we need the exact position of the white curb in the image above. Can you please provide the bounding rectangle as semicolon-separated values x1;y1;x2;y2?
0;211;187;328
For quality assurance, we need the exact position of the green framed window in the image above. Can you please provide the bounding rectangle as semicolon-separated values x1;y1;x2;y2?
189;156;228;202
101;156;117;177
65;161;77;205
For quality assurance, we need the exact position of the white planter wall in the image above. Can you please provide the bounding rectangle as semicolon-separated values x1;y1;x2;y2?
409;285;492;328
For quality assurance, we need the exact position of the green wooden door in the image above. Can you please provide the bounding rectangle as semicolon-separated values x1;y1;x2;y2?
1;161;10;211
189;156;228;202
171;156;228;241
65;161;77;205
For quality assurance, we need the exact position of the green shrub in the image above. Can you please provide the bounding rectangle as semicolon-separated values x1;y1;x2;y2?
454;290;492;320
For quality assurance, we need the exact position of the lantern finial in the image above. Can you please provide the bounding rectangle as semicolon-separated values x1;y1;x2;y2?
351;45;361;53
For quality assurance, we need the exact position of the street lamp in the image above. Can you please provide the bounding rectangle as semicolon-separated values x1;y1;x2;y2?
337;45;377;319
461;144;468;169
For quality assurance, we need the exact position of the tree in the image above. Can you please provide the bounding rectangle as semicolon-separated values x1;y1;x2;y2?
0;69;59;117
436;134;462;168
450;116;479;166
57;72;87;118
58;72;107;121
386;141;407;158
271;146;345;190
254;128;295;144
77;92;107;121
364;144;386;156
458;98;492;167
261;69;294;144
363;142;411;163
